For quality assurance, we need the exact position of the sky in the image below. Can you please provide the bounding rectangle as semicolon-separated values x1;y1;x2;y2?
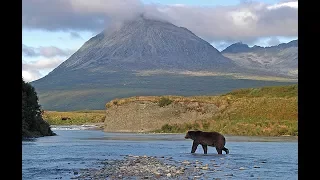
22;0;298;82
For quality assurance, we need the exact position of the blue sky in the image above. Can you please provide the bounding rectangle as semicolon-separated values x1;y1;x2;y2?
22;0;298;82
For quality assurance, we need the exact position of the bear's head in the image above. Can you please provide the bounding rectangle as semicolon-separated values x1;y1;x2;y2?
185;130;202;140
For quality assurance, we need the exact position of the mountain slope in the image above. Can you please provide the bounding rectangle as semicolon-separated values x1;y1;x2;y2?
51;16;237;74
222;40;298;78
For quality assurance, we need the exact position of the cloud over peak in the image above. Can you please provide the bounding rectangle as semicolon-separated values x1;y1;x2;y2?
22;0;297;42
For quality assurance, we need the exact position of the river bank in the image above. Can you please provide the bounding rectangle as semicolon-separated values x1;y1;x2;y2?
51;124;298;140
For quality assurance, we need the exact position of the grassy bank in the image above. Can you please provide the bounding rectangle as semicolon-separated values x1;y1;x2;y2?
42;110;106;125
153;85;298;136
43;84;297;136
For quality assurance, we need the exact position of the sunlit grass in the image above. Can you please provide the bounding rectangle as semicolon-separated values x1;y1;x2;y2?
42;110;106;125
152;85;298;136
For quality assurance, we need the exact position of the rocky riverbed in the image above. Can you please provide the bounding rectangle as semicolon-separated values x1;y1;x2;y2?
72;155;233;179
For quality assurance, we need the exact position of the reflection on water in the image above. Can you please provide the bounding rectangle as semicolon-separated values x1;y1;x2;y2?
22;128;298;180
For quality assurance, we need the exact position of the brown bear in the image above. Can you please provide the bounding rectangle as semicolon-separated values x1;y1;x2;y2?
185;130;229;154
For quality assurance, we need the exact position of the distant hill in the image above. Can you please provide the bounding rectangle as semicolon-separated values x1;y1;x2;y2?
221;42;250;53
222;40;298;78
31;16;297;111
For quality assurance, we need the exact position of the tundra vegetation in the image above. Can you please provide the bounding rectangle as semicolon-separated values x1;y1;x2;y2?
43;84;297;136
42;110;106;125
154;84;298;136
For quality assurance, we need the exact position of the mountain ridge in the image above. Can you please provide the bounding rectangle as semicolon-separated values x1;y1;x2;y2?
221;39;297;53
221;39;298;78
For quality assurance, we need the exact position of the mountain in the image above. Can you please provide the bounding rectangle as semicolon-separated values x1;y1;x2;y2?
51;16;237;74
221;40;298;78
31;16;296;111
221;42;250;53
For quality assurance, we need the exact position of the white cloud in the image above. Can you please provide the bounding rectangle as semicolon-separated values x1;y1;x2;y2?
267;37;281;46
22;0;298;42
22;44;75;58
22;70;42;82
22;58;65;82
267;1;298;10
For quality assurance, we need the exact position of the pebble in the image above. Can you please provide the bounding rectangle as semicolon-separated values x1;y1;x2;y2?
182;160;191;165
176;170;184;174
202;166;209;170
73;155;243;179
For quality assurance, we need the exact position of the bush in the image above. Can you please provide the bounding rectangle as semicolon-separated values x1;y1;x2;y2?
158;97;173;107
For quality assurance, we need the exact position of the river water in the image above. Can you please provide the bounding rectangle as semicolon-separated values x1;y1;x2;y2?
22;126;298;180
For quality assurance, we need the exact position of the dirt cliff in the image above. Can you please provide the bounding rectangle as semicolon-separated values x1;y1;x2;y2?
104;96;221;132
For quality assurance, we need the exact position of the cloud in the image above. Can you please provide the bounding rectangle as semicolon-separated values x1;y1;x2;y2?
267;37;281;46
22;70;43;82
22;0;297;43
23;59;64;70
22;58;65;82
22;44;75;58
70;31;83;39
22;0;143;32
267;1;298;10
22;44;37;57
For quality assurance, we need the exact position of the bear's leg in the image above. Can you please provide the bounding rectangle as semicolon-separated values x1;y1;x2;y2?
222;147;229;154
215;147;222;154
201;144;208;154
191;141;199;153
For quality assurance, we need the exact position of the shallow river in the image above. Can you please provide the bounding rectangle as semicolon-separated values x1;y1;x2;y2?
22;126;298;179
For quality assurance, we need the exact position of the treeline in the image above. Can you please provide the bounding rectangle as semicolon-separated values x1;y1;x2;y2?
22;78;56;139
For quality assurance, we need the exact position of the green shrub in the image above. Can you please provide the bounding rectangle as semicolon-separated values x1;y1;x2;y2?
158;97;173;107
